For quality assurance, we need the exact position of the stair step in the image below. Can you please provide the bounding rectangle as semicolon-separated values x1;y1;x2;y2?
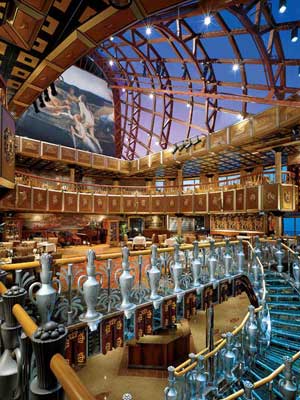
270;310;300;318
271;317;300;329
272;328;300;340
267;293;299;299
266;285;293;291
271;337;300;351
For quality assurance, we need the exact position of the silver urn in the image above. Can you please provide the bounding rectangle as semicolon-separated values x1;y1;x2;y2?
208;240;217;283
147;245;162;304
191;241;201;288
278;356;298;400
29;253;61;324
170;243;183;294
222;332;237;383
115;247;136;315
78;249;103;330
275;238;284;273
245;305;258;356
224;239;232;277
292;252;300;288
237;239;245;273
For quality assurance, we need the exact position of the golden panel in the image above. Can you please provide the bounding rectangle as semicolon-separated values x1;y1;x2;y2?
253;108;277;137
262;184;279;210
77;150;91;166
14;86;39;105
16;51;39;68
11;67;31;80
230;119;251;144
92;154;105;168
166;195;178;213
32;37;48;53
79;194;92;213
50;36;91;69
22;0;53;12
94;194;107;213
236;188;245;211
107;195;121;213
12;8;43;47
123;196;136;213
279;106;299;124
151;196;165;213
79;6;97;23
210;129;227;149
0;41;7;55
41;15;59;35
0;190;16;209
61;146;76;162
280;185;294;211
30;64;59;89
107;157;118;170
136;196;150;214
16;185;32;210
48;190;63;212
21;138;41;156
53;0;72;12
139;157;149;170
7;80;22;90
180;195;193;213
42;142;59;159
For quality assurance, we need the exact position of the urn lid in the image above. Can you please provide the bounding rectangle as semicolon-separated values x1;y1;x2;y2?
33;320;67;342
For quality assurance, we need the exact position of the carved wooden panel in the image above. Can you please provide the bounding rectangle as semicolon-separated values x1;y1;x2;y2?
0;190;16;209
181;195;193;214
223;190;235;212
236;189;245;211
93;195;107;214
262;184;279;210
61;146;76;162
246;187;259;211
166;195;179;213
253;108;277;137
48;190;63;212
77;150;91;166
136;196;150;214
51;35;90;70
280;185;294;211
31;64;59;89
63;192;78;212
21;138;41;157
79;194;92;213
108;195;121;214
208;192;222;212
32;188;47;211
107;158;118;170
1;106;15;186
92;154;105;168
123;196;136;213
42;142;59;160
209;129;227;149
194;193;207;213
16;185;32;209
151;196;165;213
230;119;252;144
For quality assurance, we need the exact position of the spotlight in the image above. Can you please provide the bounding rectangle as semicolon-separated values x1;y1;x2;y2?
50;82;57;96
291;27;298;43
110;36;114;41
279;0;287;13
298;66;300;77
43;88;50;102
122;88;126;93
186;101;191;108
108;0;132;9
38;95;45;108
146;26;152;36
232;63;239;72
149;92;154;100
33;101;39;113
204;15;211;26
109;59;114;66
237;113;244;120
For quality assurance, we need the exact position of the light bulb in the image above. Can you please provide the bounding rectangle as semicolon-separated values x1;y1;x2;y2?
146;26;152;36
149;93;154;100
204;15;211;26
279;0;287;13
110;36;114;41
232;63;239;72
109;59;114;66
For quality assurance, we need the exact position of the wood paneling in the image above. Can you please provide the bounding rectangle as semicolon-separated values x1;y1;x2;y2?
63;192;78;212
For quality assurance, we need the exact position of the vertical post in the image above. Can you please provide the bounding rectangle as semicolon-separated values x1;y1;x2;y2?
69;167;75;191
274;148;282;184
206;305;214;383
177;216;183;237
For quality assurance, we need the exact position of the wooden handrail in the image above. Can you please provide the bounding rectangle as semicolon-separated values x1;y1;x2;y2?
12;304;38;337
0;241;238;271
50;353;95;400
0;281;7;294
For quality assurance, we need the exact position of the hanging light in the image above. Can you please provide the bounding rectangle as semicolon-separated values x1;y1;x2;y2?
204;15;212;26
279;0;287;13
291;27;298;43
146;26;152;36
232;63;240;72
108;0;132;9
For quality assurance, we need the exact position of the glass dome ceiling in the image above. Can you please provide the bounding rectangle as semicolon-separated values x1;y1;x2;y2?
91;0;300;160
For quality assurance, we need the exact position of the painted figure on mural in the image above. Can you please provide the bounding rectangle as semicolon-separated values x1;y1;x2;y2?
267;213;276;235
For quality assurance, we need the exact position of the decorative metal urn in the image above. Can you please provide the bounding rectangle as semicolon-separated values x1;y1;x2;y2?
115;247;136;317
224;239;232;277
237;239;245;273
29;253;61;324
164;366;178;400
147;245;162;305
78;249;103;330
292;252;300;288
208;240;217;283
191;241;201;288
278;356;298;400
195;355;208;399
222;332;237;383
254;236;262;258
275;238;284;273
170;243;183;295
245;305;258;356
243;380;254;400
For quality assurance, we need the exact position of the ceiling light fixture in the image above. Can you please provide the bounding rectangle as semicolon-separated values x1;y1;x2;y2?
146;26;152;36
232;63;239;72
122;88;126;93
237;113;244;120
204;15;212;26
110;36;114;41
279;0;287;13
149;92;154;100
186;101;191;108
108;0;132;10
109;59;114;66
291;27;298;43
